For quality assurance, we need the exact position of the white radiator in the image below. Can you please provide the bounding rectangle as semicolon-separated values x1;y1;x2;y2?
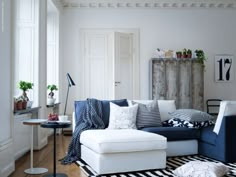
13;114;31;160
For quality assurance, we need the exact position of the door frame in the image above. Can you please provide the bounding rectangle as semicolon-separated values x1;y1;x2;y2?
79;28;140;100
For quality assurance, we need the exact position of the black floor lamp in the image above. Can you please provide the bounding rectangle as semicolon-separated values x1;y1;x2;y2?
64;73;76;115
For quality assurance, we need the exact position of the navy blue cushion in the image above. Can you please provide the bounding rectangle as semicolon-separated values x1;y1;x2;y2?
200;125;216;145
74;99;128;128
141;127;200;141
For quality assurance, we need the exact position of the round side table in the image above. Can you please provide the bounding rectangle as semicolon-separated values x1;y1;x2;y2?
23;119;48;175
41;122;71;177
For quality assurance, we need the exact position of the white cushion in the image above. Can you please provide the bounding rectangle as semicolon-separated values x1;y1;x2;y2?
107;102;138;129
158;100;176;121
173;161;229;177
80;129;167;154
213;101;236;134
128;100;176;122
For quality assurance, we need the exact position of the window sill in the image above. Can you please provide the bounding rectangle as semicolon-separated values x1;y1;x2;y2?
14;106;41;115
46;102;60;108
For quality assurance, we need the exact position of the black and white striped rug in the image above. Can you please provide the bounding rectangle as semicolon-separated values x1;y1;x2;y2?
76;155;236;177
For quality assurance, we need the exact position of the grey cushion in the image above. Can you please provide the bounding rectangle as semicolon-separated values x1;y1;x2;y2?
133;100;162;128
169;109;214;122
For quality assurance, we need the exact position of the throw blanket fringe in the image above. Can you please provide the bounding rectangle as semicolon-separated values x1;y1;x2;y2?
61;98;105;164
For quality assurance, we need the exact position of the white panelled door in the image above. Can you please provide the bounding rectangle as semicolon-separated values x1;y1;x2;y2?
82;31;112;99
81;29;139;100
114;32;134;100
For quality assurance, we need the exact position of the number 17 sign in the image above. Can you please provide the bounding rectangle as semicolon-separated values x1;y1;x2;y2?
215;55;234;82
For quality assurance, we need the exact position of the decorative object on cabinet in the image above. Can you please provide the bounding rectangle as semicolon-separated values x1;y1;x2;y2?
215;55;234;82
150;58;204;110
187;49;192;58
47;84;58;105
195;49;206;66
176;51;182;58
182;48;187;58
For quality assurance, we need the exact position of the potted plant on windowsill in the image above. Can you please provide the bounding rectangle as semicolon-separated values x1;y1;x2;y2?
47;84;58;105
15;81;34;110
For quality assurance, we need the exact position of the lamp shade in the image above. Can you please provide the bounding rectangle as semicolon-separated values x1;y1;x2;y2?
66;73;75;87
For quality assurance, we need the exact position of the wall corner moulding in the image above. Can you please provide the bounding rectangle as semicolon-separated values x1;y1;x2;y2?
57;0;236;9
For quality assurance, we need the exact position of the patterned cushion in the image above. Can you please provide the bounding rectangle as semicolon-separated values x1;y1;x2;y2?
107;103;138;129
169;109;214;122
162;118;215;128
132;100;162;128
173;161;229;177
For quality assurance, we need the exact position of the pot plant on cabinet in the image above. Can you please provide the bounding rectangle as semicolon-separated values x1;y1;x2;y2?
15;81;34;110
47;84;58;105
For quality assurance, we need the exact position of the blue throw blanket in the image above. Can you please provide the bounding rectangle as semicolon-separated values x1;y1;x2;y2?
61;98;105;164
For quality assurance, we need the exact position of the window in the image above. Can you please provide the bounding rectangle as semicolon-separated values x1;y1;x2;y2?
47;0;59;102
14;0;39;105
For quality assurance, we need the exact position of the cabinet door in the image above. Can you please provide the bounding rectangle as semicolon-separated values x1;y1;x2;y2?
179;60;191;108
165;60;178;103
152;60;166;100
192;61;204;110
151;59;204;110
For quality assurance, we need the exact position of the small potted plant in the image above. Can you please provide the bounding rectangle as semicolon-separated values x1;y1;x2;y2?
16;81;33;109
187;49;192;58
195;49;206;66
47;84;58;105
182;48;187;58
176;51;182;58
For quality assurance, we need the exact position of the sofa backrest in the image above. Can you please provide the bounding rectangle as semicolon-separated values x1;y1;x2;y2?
74;99;128;128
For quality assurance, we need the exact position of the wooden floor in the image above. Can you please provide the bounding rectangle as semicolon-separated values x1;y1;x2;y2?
9;134;87;177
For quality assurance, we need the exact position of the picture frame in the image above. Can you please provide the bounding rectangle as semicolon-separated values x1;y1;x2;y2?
215;55;234;82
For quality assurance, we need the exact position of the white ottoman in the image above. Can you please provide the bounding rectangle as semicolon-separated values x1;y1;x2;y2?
80;129;167;174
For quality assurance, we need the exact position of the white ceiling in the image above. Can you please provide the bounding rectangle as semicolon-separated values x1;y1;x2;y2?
53;0;236;9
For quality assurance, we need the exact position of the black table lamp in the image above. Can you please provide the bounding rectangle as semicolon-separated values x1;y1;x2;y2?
64;73;75;115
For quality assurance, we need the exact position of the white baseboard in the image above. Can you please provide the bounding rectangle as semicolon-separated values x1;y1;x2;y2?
0;162;15;177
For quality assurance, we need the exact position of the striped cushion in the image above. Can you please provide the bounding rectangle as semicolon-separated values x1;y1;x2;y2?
133;101;162;128
169;109;214;122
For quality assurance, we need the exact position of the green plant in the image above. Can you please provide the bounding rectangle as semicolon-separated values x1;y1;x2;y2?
176;51;182;55
47;84;58;98
187;49;192;55
18;81;33;101
176;51;182;58
182;48;187;58
18;81;33;92
195;49;206;65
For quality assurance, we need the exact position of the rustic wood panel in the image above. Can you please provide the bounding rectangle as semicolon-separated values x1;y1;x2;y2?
165;60;178;105
178;60;191;109
152;60;166;100
150;58;204;110
192;61;204;110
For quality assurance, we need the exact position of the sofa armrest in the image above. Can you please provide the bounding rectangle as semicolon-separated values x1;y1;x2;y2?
216;115;236;162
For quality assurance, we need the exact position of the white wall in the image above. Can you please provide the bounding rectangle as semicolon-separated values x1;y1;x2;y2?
0;0;15;176
61;8;236;112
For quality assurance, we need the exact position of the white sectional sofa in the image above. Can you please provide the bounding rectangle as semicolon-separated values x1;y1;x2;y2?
72;100;198;159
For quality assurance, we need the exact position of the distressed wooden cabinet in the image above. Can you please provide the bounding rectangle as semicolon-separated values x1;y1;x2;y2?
150;58;204;110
